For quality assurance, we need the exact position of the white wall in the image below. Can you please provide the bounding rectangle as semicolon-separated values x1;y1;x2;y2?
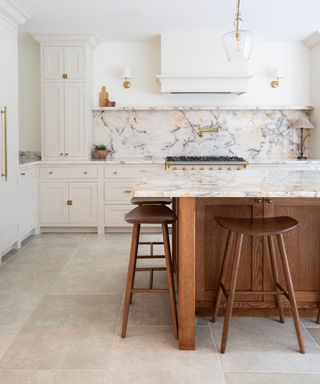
92;40;310;107
18;34;41;151
310;43;320;158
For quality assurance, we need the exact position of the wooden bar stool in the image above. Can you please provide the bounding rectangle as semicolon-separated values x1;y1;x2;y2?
212;216;305;354
121;204;178;339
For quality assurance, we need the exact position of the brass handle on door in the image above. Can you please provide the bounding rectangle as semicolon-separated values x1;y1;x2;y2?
67;200;73;206
1;107;8;181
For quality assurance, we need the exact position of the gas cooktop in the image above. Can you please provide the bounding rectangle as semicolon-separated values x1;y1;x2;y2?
166;156;246;162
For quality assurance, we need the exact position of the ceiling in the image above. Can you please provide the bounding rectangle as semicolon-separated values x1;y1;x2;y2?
15;0;320;42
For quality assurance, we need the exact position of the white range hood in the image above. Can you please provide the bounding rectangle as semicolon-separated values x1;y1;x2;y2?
157;32;252;94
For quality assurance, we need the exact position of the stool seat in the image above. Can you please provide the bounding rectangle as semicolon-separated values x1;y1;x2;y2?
131;197;172;205
216;216;298;236
125;205;177;225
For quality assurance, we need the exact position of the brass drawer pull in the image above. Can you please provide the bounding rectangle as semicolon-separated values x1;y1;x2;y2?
123;190;131;193
20;172;26;176
67;200;73;206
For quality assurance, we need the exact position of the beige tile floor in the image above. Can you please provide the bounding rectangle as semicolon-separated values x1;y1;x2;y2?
0;233;319;384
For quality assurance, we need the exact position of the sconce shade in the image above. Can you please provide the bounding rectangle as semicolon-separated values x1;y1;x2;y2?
122;67;131;79
290;118;315;130
222;29;254;62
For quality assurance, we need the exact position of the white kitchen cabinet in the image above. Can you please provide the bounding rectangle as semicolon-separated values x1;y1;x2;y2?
69;182;98;224
43;82;86;160
43;82;65;159
34;34;99;161
64;83;86;158
40;182;69;225
19;168;37;238
43;46;85;81
0;3;29;258
43;47;64;80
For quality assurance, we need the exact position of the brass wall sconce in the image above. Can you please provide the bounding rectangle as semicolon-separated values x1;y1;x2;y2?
122;67;132;89
271;67;284;88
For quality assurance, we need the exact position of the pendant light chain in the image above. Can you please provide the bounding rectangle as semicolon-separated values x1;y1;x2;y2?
235;0;241;40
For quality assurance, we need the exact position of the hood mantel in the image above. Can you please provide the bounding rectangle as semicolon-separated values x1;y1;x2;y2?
157;32;252;94
156;73;253;94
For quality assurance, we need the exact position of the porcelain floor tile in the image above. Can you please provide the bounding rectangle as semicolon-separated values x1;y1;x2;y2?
307;328;320;346
0;370;54;384
106;326;225;384
211;317;320;373
225;373;320;384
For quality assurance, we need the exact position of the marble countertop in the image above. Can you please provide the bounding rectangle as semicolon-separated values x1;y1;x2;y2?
132;169;320;198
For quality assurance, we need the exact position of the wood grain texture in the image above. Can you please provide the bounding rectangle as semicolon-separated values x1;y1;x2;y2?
178;197;196;350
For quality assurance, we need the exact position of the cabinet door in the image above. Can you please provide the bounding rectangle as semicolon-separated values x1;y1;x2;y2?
0;18;19;254
263;198;320;307
64;83;86;159
19;170;36;236
64;47;86;80
43;47;64;80
69;183;97;225
39;182;68;224
43;82;65;159
195;198;264;305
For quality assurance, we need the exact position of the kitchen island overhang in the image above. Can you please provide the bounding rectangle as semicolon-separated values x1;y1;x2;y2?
132;169;320;350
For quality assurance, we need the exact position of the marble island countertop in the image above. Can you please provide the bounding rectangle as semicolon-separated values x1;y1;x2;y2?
132;169;320;198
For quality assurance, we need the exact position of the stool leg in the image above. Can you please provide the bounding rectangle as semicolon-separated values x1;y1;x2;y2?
277;234;305;354
220;233;243;354
212;231;234;322
317;310;320;324
121;223;140;338
162;223;179;339
267;236;285;324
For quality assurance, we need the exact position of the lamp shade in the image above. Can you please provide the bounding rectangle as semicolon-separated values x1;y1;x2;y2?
122;67;131;79
290;118;315;129
222;30;254;62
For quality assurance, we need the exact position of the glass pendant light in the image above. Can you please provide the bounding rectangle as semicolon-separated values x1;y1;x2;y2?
222;0;254;61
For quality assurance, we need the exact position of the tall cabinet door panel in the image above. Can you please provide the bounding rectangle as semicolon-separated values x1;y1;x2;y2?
69;183;97;224
64;47;86;80
43;47;64;80
40;182;69;224
64;83;86;158
43;83;65;159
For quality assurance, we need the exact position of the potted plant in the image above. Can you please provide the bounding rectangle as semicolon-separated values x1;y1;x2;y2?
92;144;109;160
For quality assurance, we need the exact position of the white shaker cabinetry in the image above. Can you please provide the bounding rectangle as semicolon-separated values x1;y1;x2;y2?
0;2;29;259
34;33;99;161
19;167;38;239
39;165;99;227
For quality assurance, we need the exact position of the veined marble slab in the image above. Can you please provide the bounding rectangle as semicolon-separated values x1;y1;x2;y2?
132;169;320;198
93;109;310;160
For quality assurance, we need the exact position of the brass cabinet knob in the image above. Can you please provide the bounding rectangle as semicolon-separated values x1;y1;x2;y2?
49;171;53;175
20;172;26;176
256;199;262;203
60;153;63;156
267;199;273;203
200;167;204;170
62;73;68;79
65;153;69;156
113;171;117;175
67;200;72;206
83;171;88;175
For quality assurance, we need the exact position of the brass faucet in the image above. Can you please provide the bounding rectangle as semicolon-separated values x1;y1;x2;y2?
197;125;220;138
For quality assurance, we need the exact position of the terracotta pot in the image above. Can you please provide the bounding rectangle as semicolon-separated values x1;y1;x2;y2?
93;150;108;160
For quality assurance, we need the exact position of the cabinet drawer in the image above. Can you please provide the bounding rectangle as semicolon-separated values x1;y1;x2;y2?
40;166;98;179
104;181;133;203
104;204;132;227
104;165;162;179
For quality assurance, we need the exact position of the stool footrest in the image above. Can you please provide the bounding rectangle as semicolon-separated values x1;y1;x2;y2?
136;267;166;272
131;288;169;293
139;242;164;245
137;255;165;259
219;284;288;297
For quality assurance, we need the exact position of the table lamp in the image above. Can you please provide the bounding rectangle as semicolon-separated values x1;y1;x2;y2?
290;117;314;160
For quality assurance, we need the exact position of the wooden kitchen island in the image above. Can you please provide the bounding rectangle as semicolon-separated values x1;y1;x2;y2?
133;169;320;350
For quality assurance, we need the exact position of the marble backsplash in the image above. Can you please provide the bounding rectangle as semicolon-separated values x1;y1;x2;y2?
93;109;310;160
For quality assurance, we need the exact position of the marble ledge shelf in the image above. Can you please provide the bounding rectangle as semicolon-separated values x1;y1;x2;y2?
92;105;313;112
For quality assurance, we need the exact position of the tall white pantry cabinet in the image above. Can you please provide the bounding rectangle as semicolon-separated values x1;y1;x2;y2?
0;1;29;257
33;33;99;160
